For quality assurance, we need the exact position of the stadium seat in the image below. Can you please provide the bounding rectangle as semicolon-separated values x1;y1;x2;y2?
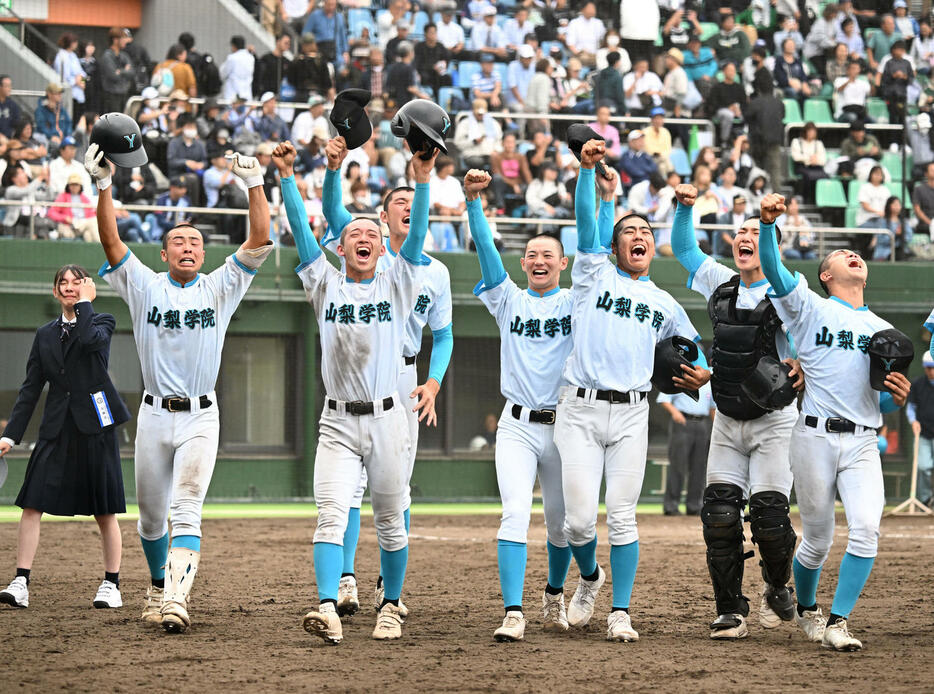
456;61;481;89
845;205;859;228
348;8;375;37
699;22;719;41
866;98;889;123
882;151;909;181
413;10;430;36
670;147;692;177
783;99;802;124
493;62;508;86
438;86;464;112
847;178;862;202
816;179;848;208
803;99;834;124
886;181;910;203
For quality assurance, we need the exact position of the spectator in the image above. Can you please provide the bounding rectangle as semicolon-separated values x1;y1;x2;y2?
1;165;54;238
334;55;365;94
907;112;934;181
304;0;349;66
774;37;815;102
429;154;465;246
867;14;901;72
361;47;387;104
622;57;663;115
53;32;87;108
773;15;805;55
525;160;571;219
111;158;157;205
291;94;328;149
504;7;534;52
253;34;292;98
110;199;147;243
506;45;537;112
837;17;865;59
835;0;860;34
912;20;934;75
834;58;870;123
826;42;852;84
596;30;631;73
524;58;556;122
122;28;152;94
565;2;606;67
721;133;756;186
177;32;204;88
790;121;828;202
8;120;49;171
279;0;314;40
203;147;246;208
619;129;658;187
79;43;99;113
195;97;223;140
527;130;558;180
385;22;413;65
913;161;934;237
472;54;504;109
555;57;593;115
220;36;255;101
143;176;190;242
714;193;747;256
870;195;912;261
706;13;751;67
249;92;291;142
153;44;199;98
436;8;466;59
49;135;90;195
804;5;841;77
48;173;98;242
695;145;722;180
892;0;918;42
34;83;72;148
98;27;134;114
746;170;770;212
683;35;718;94
377;0;411;51
490;131;532;209
593;51;626;114
662;48;689;115
414;23;452;98
657;384;714;516
471;7;508;62
628;172;667;220
166;118;207;182
0;75;22;139
746;69;785;191
344;179;375;215
137;86;171;142
454;98;503;169
590;103;622;165
741;44;771;97
661;5;701;53
907;352;934;508
384;42;429;109
878;39;914;125
840;120;881;178
619;0;661;63
714;165;750;212
777;196;817;259
856;165;890;255
644;107;673;173
708;61;746;144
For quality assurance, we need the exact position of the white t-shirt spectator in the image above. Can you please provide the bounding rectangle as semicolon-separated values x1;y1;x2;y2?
856;181;890;226
622;70;664;110
291;111;330;146
429;172;465;210
832;76;871;118
220;49;255;100
437;19;466;50
566;16;606;55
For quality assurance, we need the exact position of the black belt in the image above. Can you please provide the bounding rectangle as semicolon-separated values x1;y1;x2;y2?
144;394;212;412
804;415;857;433
328;397;395;416
404;355;417;366
683;413;707;421
576;388;647;404
511;404;556;425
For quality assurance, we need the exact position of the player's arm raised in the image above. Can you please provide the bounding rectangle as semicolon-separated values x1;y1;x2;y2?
273;141;322;264
574;139;606;252
323;136;353;240
464;169;506;287
671;183;709;274
400;146;439;262
757;194;797;297
86;143;128;267
596;167;619;248
227;152;271;249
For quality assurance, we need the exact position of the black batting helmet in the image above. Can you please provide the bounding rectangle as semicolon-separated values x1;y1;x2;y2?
390;99;451;159
740;356;798;411
90;112;148;168
652;336;700;401
867;328;914;390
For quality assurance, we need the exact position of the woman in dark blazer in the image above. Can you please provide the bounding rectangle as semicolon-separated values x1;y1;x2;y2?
0;265;130;610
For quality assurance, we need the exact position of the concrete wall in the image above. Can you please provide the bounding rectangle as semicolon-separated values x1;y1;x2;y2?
0;21;69;95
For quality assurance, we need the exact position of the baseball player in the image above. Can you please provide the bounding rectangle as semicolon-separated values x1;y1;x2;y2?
926;308;934;359
86;143;273;633
758;193;912;651
319;136;453;618
463;168;596;641
273;141;435;644
556;140;710;642
670;184;805;640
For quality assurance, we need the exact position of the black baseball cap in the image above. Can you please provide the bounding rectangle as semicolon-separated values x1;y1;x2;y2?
329;89;372;150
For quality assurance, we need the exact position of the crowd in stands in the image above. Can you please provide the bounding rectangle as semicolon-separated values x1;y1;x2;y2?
2;0;934;261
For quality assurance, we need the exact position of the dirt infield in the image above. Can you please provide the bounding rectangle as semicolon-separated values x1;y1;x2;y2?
1;511;932;693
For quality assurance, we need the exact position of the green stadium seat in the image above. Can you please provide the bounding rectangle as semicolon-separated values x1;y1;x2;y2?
866;98;889;123
816;178;848;208
882;151;906;181
845;205;859;228
783;99;802;124
886;181;910;203
699;22;719;41
803;99;834;124
847;178;862;202
818;82;834;99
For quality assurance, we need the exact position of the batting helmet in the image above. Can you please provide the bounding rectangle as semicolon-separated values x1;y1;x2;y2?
90;112;148;168
867;328;914;390
740;356;797;411
390;99;451;159
330;88;372;149
652;336;700;401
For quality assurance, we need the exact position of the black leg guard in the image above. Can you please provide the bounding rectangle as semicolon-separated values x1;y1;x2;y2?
701;483;749;617
749;491;797;621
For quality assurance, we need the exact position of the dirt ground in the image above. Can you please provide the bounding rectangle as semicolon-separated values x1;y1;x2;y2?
0;511;932;693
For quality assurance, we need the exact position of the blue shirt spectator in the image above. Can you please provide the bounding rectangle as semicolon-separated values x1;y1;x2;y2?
249;94;291;142
506;49;536;107
683;41;718;82
34;84;72;146
144;181;191;241
304;0;349;66
166;127;208;177
0;75;22;138
619;130;659;186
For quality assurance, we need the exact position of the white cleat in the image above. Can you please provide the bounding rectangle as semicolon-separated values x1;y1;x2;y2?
822;618;862;652
372;602;404;640
542;591;569;632
795;606;828;643
567;565;605;627
374;582;408;620
141;585;164;623
759;584;782;629
493;610;526;642
0;576;29;608
710;613;749;640
337;576;359;617
303;602;343;644
161;599;190;633
93;580;122;608
606;610;639;642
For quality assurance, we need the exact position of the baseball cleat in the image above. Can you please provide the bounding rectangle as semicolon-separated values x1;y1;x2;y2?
141;585;164;623
372;602;404;640
606;610;639;642
765;584;795;621
822;618;862;652
303;602;343;645
567;565;605;627
794;606;827;643
374;583;408;620
541;591;569;632
709;613;749;640
493;610;526;642
337;576;359;617
161;600;191;633
93;580;122;608
0;576;29;608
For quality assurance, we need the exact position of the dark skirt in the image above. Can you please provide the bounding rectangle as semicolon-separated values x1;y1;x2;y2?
15;412;126;516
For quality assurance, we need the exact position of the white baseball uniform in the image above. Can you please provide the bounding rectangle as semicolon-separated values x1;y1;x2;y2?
99;246;272;540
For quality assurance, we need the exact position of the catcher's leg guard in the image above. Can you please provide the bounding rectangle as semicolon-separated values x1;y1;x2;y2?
701;483;749;617
161;547;200;633
749;491;797;620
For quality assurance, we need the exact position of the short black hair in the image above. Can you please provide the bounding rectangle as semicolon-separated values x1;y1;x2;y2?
162;223;201;250
612;213;654;247
606;51;620;66
53;264;89;289
525;233;564;256
817;252;833;295
382;185;414;210
178;32;195;50
424;22;436;32
742;216;782;244
0;74;10;84
231;35;245;50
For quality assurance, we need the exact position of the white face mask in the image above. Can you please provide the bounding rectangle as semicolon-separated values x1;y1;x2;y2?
146;99;159;109
183;128;197;140
355;195;370;206
607;36;620;47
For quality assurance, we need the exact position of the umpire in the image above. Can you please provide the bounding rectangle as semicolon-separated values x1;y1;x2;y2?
0;266;130;610
657;384;714;516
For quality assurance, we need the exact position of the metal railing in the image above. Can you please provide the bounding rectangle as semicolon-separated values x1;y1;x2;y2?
0;5;61;63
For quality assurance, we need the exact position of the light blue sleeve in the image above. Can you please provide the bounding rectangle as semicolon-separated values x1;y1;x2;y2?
467;197;507;288
879;391;900;414
323;168;353;243
598;198;614;249
428;324;454;384
692;344;708;369
906;402;917;423
575;167;599;252
400;182;430;263
281;175;321;264
758;220;797;297
672;202;709;274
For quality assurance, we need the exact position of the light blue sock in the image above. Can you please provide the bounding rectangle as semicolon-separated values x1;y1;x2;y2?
830;552;875;618
342;507;361;575
793;555;823;608
610;541;639;609
404;507;411;534
140;533;169;581
313;542;343;603
569;537;598;577
546;542;572;589
497;540;527;609
379;546;408;601
172;535;201;552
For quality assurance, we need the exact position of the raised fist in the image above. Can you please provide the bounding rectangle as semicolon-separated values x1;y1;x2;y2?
675;184;697;207
226;151;263;188
325;136;348;171
760;193;787;224
271;141;297;177
464;169;492;199
580;139;605;168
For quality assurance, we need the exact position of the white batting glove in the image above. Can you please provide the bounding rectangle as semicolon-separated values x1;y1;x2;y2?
226;152;264;189
84;143;112;191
